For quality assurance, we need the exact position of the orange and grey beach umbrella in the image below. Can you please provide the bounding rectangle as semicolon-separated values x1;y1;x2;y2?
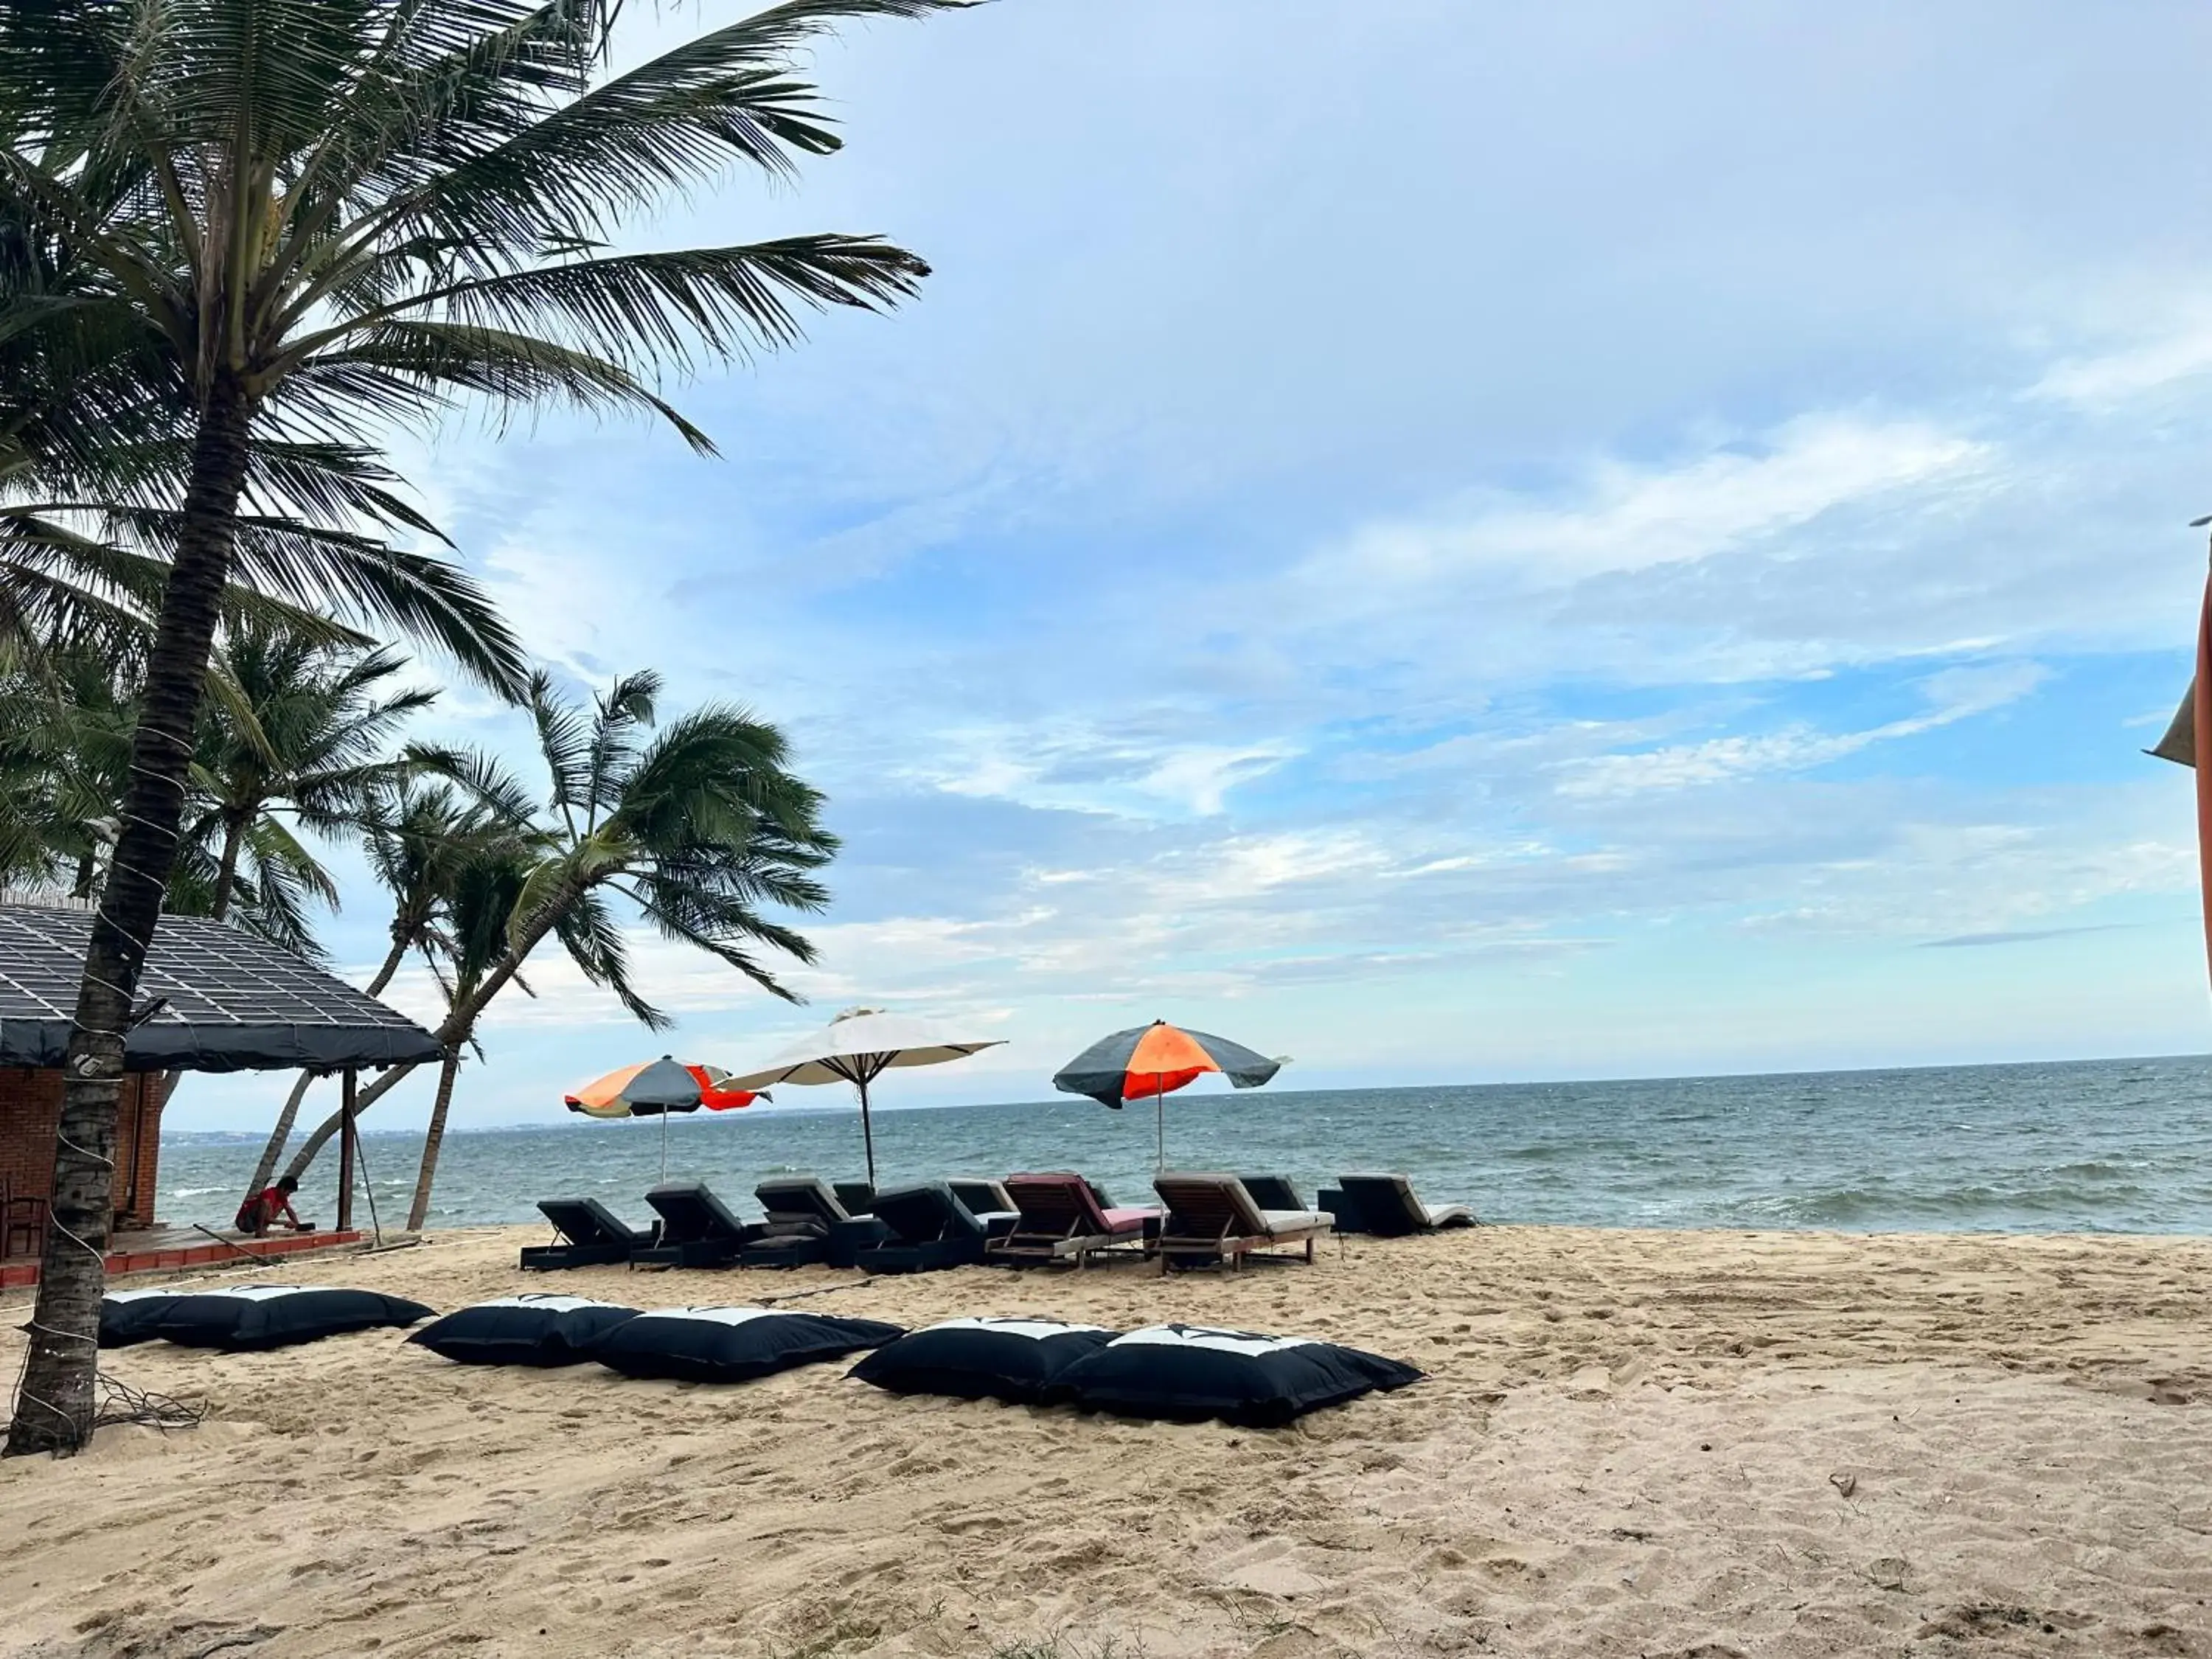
1052;1020;1286;1167
564;1056;765;1180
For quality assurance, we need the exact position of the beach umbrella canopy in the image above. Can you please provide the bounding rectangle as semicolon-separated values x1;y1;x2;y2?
563;1057;765;1180
1053;1020;1285;1166
720;1008;1004;1187
563;1057;763;1119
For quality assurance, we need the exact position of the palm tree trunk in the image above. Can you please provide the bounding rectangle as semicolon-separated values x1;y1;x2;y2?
6;375;254;1458
240;931;408;1203
209;818;246;922
406;1048;463;1231
281;891;571;1183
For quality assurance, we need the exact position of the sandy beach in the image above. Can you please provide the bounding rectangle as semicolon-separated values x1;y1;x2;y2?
4;1225;2210;1659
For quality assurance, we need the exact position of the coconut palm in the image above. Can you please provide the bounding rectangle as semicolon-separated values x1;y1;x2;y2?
279;668;836;1183
404;847;534;1231
242;773;529;1197
3;172;524;678
3;0;952;1455
187;627;435;927
0;648;134;894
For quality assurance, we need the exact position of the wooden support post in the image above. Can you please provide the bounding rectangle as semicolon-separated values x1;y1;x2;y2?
336;1068;357;1233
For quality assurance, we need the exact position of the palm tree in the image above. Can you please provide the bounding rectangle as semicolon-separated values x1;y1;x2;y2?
3;0;952;1455
4;170;525;681
0;648;134;894
279;669;836;1184
187;627;434;928
405;849;533;1231
243;774;526;1197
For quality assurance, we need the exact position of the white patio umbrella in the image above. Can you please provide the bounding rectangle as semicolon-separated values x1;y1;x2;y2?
720;1007;1004;1188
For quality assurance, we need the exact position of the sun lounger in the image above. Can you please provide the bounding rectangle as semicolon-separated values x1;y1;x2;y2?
1152;1172;1332;1270
520;1197;655;1270
728;1176;856;1269
947;1178;1020;1239
855;1182;991;1274
1328;1172;1477;1237
992;1172;1160;1267
1237;1175;1310;1212
833;1180;876;1215
631;1181;757;1268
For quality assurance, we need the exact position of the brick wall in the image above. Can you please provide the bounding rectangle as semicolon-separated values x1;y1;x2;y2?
1;1069;164;1253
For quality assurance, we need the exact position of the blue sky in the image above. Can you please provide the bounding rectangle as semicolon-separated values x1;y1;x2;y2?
172;0;2212;1131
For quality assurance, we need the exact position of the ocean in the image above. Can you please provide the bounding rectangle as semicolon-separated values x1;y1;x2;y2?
150;1054;2212;1238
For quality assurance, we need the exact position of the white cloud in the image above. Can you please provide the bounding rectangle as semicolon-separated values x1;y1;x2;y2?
1554;661;2046;797
1324;414;1989;588
2029;310;2212;408
911;723;1300;819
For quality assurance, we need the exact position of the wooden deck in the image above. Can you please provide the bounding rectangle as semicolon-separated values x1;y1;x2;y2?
0;1225;365;1290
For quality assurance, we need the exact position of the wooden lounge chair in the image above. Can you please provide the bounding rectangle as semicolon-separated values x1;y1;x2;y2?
855;1183;991;1274
1328;1172;1477;1237
631;1181;757;1268
993;1172;1159;1267
519;1197;653;1270
1152;1172;1332;1270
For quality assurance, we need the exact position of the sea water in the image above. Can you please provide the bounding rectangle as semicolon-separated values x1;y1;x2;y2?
156;1055;2212;1237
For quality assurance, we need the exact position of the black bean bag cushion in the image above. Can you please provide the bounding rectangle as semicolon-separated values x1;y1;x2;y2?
591;1306;904;1383
99;1289;181;1349
1048;1323;1423;1427
847;1316;1117;1404
146;1284;437;1352
407;1294;641;1367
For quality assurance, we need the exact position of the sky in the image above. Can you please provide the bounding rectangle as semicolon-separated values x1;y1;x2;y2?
167;0;2212;1132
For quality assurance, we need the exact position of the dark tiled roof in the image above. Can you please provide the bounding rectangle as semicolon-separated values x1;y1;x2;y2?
0;903;442;1073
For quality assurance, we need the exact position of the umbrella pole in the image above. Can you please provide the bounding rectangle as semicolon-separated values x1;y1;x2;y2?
659;1110;668;1183
859;1076;877;1192
1155;1072;1164;1169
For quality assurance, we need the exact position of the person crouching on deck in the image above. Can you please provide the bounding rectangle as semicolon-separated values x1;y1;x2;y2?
235;1175;313;1237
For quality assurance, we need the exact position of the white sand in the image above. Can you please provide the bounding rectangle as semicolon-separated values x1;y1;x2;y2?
4;1225;2210;1658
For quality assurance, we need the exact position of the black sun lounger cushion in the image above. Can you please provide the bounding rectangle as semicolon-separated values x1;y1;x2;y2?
521;1197;652;1269
591;1306;904;1383
1237;1175;1309;1212
407;1295;641;1366
147;1285;436;1351
1048;1323;1422;1427
856;1183;990;1274
1333;1173;1478;1236
99;1289;181;1348
633;1181;757;1267
849;1317;1118;1405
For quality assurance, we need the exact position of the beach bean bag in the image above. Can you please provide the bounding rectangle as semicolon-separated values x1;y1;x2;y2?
146;1284;436;1352
408;1294;641;1367
591;1306;903;1384
847;1317;1118;1405
99;1289;181;1349
1048;1323;1423;1427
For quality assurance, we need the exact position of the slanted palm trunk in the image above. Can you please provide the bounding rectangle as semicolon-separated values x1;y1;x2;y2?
7;378;255;1458
282;888;572;1183
243;933;410;1202
406;1048;464;1231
